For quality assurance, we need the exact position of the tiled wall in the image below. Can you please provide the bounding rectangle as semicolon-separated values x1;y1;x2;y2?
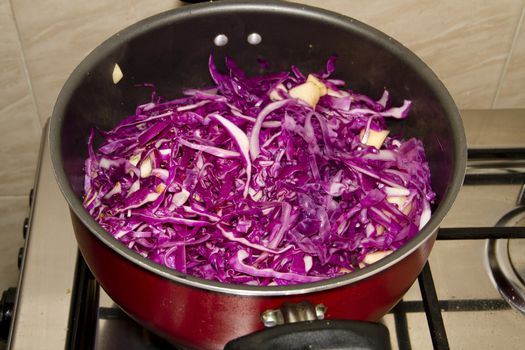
1;0;524;204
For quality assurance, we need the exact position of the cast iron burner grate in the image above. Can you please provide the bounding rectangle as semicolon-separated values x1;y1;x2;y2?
66;148;525;350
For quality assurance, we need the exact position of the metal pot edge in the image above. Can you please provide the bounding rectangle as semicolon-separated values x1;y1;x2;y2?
48;0;467;297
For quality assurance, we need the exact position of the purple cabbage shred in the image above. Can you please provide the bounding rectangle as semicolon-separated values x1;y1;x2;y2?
83;56;435;286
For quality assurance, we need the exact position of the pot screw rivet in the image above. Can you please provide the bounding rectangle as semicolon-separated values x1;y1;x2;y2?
315;304;326;319
261;309;279;327
247;32;262;45
213;34;228;47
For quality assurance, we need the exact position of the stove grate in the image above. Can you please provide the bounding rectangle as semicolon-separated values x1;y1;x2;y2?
65;147;524;350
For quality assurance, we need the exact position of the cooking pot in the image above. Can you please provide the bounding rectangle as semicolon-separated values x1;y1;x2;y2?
49;1;466;349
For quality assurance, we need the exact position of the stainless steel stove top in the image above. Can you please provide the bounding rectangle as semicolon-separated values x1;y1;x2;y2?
7;109;525;350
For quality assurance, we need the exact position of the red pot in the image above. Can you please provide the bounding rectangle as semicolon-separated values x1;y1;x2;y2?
72;212;436;349
50;1;466;349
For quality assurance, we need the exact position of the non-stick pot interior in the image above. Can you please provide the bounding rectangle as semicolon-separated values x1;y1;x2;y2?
52;1;464;284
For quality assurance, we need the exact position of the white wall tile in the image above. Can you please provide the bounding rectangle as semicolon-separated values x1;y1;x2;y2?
0;0;41;195
494;4;525;108
11;0;184;124
293;0;525;109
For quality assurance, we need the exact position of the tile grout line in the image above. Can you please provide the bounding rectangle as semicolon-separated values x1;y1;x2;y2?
0;195;29;200
8;0;44;130
491;2;525;108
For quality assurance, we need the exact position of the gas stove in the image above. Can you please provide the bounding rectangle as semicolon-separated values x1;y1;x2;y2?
4;109;525;349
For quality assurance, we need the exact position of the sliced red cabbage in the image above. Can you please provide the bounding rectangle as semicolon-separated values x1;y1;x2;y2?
83;55;435;285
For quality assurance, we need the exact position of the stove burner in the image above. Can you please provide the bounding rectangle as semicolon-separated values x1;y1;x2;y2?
486;206;525;314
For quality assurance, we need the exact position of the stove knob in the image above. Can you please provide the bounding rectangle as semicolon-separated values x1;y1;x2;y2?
29;188;34;207
0;287;16;341
17;247;24;270
22;217;29;239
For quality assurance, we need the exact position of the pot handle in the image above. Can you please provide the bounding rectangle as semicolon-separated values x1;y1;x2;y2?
224;301;391;350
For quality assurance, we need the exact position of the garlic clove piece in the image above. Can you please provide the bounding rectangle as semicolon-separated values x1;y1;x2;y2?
112;63;123;84
362;250;393;265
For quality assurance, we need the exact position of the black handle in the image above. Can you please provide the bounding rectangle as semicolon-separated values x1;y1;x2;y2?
17;247;24;270
0;287;17;341
224;319;391;350
22;217;29;239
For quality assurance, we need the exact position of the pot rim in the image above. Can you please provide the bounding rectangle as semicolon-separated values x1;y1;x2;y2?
49;0;466;297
